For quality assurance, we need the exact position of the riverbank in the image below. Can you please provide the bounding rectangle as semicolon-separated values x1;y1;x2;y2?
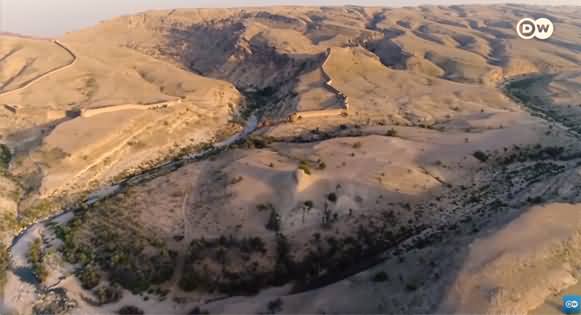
1;113;259;314
3;70;578;314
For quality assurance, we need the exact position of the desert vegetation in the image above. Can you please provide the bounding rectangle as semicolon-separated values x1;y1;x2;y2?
0;242;10;291
53;205;176;294
0;144;11;172
1;3;580;315
27;237;48;283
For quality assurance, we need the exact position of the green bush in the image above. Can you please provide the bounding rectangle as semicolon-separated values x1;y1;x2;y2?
371;271;389;282
27;237;48;283
266;208;281;232
267;298;283;314
0;242;10;290
93;285;123;305
78;264;101;289
0;144;10;170
386;128;398;137
189;307;210;315
327;192;338;203
472;150;488;162
298;161;311;175
118;305;144;315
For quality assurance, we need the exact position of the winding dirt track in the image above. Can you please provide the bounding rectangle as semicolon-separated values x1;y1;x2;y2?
0;40;78;97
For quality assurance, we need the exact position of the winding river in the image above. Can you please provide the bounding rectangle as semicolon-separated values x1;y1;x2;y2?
10;113;259;245
3;71;575;313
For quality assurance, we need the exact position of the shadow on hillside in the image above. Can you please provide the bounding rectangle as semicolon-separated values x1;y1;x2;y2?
180;117;581;313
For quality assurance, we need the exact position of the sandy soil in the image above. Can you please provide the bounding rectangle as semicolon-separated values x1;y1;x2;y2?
1;4;581;315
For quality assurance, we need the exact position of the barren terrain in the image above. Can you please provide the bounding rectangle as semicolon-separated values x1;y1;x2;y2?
1;4;581;315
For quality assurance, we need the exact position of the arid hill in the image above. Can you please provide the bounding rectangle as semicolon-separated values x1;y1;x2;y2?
1;4;581;315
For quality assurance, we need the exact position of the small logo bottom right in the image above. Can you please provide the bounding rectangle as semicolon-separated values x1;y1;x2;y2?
563;295;581;314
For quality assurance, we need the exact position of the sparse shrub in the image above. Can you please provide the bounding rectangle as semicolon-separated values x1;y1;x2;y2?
93;284;123;305
267;298;284;314
118;305;144;315
189;307;210;315
472;150;488;162
27;237;48;283
386;128;397;137
249;137;267;149
298;160;311;175
110;267;151;294
266;208;281;232
527;196;544;204
327;192;337;203
371;271;389;282
321;206;335;229
0;143;11;170
229;176;244;185
273;233;293;285
0;242;10;290
405;282;419;291
78;264;101;289
257;203;272;212
352;141;362;149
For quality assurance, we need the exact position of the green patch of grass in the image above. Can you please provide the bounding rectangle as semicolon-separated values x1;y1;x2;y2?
298;160;311;175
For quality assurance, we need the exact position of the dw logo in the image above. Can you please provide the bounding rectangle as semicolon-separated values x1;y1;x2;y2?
516;17;554;40
563;295;581;314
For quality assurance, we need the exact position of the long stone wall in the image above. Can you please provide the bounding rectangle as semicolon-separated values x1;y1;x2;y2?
80;102;175;118
289;48;350;121
290;108;347;120
80;99;183;118
0;40;78;97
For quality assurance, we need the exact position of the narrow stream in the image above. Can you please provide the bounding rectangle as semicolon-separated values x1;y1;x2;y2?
8;113;259;268
5;72;572;311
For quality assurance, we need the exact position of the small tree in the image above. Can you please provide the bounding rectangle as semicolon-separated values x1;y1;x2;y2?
118;305;144;315
327;192;338;203
27;237;48;283
0;242;10;290
321;203;334;229
473;150;488;162
78;264;101;289
0;143;11;170
267;298;283;314
93;284;123;305
371;271;389;282
298;160;311;175
266;208;281;232
189;307;210;315
386;128;397;137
